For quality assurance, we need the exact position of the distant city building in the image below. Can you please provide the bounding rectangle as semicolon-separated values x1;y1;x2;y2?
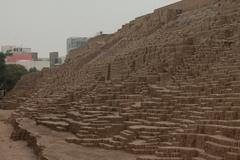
1;45;16;53
1;45;33;54
11;47;31;53
49;52;59;67
38;58;49;62
5;52;50;71
5;53;34;64
38;58;49;61
2;45;50;71
31;52;38;61
67;37;88;54
16;60;50;71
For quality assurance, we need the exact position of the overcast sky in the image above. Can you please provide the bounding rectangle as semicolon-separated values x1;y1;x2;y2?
0;0;179;57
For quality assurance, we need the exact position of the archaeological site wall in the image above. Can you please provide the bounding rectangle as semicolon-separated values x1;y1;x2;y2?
66;0;223;83
1;0;240;160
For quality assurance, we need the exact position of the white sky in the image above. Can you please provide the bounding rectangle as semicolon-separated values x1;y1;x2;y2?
0;0;180;57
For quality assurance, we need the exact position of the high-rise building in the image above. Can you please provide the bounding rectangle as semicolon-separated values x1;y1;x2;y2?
49;52;59;67
67;37;88;54
31;52;38;61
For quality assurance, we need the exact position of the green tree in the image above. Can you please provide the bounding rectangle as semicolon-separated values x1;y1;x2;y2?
29;67;38;72
4;64;28;91
0;52;28;92
0;52;6;89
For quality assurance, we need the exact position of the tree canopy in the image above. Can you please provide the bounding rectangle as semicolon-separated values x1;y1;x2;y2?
0;52;6;89
0;52;28;91
29;67;38;73
4;64;28;91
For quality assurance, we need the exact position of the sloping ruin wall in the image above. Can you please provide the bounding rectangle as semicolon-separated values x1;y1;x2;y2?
1;0;240;160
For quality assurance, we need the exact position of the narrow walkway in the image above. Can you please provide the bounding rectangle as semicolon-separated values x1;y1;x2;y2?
0;110;36;160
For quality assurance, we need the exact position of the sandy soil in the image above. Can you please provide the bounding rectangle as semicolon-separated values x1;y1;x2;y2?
0;110;37;160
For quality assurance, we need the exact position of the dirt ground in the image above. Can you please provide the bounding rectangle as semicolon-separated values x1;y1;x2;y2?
0;110;37;160
0;110;138;160
18;118;138;160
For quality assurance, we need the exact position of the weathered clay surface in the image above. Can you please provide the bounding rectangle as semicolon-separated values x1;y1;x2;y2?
1;0;240;160
11;118;137;160
0;110;37;160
